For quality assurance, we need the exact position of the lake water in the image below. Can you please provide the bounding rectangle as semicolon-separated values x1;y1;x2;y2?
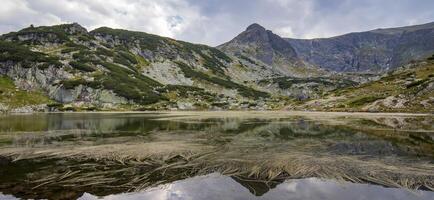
0;112;433;199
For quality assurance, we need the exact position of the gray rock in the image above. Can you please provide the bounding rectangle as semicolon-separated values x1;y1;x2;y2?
286;22;434;72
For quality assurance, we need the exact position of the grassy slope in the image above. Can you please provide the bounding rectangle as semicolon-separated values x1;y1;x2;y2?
0;76;52;109
297;60;434;112
1;24;267;107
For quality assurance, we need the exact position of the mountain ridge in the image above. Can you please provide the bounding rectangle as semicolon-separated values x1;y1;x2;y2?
283;21;434;72
0;22;433;113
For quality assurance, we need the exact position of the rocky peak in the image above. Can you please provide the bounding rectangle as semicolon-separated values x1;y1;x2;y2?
63;23;88;35
246;23;266;32
219;23;298;65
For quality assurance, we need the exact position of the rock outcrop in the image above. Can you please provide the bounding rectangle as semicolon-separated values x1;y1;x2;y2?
286;22;434;73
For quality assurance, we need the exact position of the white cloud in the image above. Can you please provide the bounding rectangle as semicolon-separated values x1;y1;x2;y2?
274;26;295;38
0;0;205;40
0;0;433;46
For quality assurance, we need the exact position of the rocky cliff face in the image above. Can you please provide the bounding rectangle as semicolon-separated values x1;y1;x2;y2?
296;60;434;113
0;23;283;111
220;23;298;65
286;22;434;73
1;22;432;112
218;24;326;77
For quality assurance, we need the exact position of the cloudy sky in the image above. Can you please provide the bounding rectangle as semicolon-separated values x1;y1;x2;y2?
1;0;434;46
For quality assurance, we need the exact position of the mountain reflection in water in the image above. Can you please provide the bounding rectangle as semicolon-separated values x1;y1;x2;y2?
0;112;432;200
74;173;431;200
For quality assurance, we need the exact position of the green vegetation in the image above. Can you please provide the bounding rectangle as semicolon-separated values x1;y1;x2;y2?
69;61;95;72
176;62;269;99
91;27;163;50
94;62;164;104
96;47;115;57
2;25;69;43
158;84;216;100
113;51;138;69
179;41;232;75
300;61;434;112
91;27;231;76
406;79;428;89
72;50;94;62
60;44;89;54
0;76;52;108
0;23;87;44
348;96;384;107
0;41;62;67
261;77;357;89
237;54;258;65
61;78;91;90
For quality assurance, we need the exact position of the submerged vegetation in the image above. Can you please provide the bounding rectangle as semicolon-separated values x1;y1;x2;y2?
0;112;432;199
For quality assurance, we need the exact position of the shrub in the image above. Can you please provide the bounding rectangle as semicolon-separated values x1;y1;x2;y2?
0;41;62;67
96;62;164;104
348;96;384;107
176;62;269;99
69;61;95;72
96;47;115;57
61;78;88;89
91;27;162;50
406;79;427;89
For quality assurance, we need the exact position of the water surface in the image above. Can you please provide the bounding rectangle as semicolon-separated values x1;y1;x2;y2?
0;112;433;199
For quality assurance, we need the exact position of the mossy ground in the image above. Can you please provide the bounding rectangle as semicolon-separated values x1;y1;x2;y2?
0;76;52;109
298;61;434;112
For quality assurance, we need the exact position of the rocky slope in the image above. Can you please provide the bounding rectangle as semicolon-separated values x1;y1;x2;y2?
218;23;326;77
295;58;434;113
0;23;288;111
0;22;432;113
286;22;434;73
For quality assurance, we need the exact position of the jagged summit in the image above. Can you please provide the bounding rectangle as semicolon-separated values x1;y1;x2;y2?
218;22;301;69
64;22;88;34
286;21;434;72
245;23;266;32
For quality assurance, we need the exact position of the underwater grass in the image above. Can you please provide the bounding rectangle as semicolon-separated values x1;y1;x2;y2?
0;112;432;197
1;137;432;193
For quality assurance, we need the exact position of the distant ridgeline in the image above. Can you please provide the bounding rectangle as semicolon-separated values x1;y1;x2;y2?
0;22;433;112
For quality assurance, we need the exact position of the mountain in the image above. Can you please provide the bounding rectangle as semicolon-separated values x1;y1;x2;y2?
295;58;434;113
0;23;277;112
218;23;326;77
286;22;434;72
0;22;433;113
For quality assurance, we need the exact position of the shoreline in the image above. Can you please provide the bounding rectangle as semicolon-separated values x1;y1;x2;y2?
2;110;433;117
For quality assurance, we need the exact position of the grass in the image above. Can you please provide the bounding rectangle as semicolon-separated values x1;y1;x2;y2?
0;41;62;67
91;27;163;50
261;76;357;89
95;47;115;57
69;61;95;72
348;96;385;107
299;60;434;112
1;24;70;44
61;78;94;90
236;54;259;65
158;84;217;101
176;62;269;99
179;41;232;75
91;27;232;76
93;62;164;104
0;76;52;109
